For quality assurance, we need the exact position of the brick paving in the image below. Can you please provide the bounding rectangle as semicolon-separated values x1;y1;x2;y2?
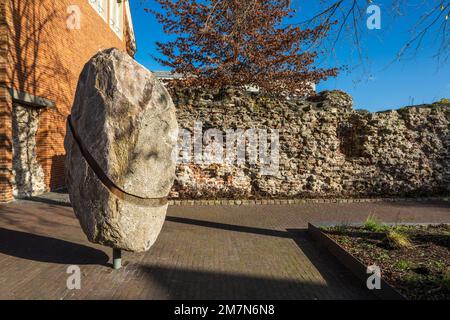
0;198;449;299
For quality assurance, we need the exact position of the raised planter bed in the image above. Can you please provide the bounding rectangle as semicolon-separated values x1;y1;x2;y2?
308;223;450;300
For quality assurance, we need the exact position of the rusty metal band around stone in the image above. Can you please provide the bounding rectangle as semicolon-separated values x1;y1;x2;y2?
67;115;168;207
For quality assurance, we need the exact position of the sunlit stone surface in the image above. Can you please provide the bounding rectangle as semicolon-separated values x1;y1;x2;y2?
64;48;178;252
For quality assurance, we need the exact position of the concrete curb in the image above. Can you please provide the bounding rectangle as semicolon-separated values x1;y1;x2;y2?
168;196;450;206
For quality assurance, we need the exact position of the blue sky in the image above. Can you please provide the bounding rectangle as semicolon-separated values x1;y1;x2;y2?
129;1;449;112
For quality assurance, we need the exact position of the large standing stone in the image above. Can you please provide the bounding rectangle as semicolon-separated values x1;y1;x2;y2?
64;48;178;252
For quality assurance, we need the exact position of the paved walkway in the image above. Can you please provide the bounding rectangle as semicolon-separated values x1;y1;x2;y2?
0;197;449;299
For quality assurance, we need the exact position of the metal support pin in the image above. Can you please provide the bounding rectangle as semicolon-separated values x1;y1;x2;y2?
113;248;122;270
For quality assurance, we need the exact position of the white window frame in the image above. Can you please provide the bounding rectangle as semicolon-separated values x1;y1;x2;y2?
89;0;108;22
109;0;124;40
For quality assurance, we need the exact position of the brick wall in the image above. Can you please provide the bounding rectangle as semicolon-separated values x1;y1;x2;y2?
0;0;133;201
0;0;13;202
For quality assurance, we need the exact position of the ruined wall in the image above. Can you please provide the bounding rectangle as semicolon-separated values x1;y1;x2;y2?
170;88;450;199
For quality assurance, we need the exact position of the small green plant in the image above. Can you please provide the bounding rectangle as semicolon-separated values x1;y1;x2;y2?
395;260;412;271
385;229;413;249
391;225;411;233
377;252;390;261
434;260;445;270
334;224;350;233
433;98;450;106
339;236;351;245
324;223;351;234
364;215;384;232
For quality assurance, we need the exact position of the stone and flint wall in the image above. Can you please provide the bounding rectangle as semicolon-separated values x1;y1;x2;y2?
170;88;450;199
11;104;46;197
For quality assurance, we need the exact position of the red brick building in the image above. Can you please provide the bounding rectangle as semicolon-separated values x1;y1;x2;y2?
0;0;136;202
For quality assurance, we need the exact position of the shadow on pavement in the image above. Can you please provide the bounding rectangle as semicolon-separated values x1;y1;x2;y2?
140;264;369;300
0;227;108;265
163;216;374;299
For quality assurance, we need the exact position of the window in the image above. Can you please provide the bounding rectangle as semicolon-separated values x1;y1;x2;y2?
109;0;124;39
89;0;108;22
